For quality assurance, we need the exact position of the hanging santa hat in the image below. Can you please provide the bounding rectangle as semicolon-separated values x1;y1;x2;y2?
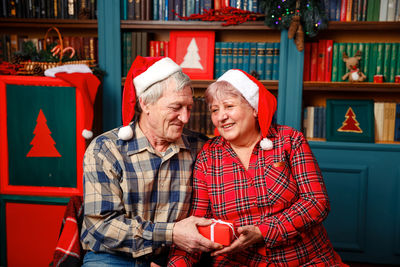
217;69;277;150
119;56;182;140
44;64;100;139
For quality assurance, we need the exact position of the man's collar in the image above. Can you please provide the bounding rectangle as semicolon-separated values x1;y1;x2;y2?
126;122;190;156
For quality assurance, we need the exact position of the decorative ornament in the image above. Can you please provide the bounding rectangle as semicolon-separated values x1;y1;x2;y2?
260;0;328;51
174;7;264;26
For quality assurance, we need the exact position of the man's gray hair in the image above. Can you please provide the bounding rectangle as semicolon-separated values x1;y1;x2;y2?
139;70;191;105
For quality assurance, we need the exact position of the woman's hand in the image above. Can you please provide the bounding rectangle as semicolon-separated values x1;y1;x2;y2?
211;225;263;256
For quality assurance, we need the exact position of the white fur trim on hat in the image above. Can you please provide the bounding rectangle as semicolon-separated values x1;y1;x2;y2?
260;138;273;150
118;125;133;140
217;69;259;111
44;64;92;77
82;129;93;139
133;57;181;96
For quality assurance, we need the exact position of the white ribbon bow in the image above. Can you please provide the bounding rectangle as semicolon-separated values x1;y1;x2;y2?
209;219;238;242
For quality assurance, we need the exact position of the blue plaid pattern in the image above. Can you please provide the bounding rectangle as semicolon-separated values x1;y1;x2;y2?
81;122;207;258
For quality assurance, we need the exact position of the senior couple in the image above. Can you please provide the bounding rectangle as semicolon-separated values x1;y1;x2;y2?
80;56;346;266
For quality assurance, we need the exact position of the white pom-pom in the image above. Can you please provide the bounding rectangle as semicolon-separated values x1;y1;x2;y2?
260;138;273;150
82;129;93;139
118;125;133;140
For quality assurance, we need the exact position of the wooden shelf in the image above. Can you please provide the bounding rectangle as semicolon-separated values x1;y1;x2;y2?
0;18;98;29
120;20;278;31
325;21;400;31
120;20;400;31
303;82;400;92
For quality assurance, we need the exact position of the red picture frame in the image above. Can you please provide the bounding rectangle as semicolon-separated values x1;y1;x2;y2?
0;75;85;197
169;31;215;80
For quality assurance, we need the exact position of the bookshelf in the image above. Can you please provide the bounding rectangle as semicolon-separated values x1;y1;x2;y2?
0;3;99;267
104;3;400;264
299;19;400;264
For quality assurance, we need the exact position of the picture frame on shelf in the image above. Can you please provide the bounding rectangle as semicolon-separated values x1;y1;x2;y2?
169;31;215;80
326;99;375;143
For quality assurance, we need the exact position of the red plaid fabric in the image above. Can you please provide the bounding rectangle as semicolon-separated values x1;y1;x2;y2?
169;125;347;266
52;196;84;267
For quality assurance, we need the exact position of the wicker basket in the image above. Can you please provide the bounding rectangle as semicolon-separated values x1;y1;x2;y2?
17;27;96;75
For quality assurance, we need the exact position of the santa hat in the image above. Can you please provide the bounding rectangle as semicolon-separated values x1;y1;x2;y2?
44;64;100;139
217;69;277;150
119;56;182;140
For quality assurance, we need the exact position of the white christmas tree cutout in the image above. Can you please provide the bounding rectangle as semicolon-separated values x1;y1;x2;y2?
180;38;203;69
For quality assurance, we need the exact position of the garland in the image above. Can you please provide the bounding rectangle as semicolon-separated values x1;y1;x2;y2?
174;7;264;26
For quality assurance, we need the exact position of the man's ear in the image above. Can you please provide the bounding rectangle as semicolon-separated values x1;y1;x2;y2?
138;97;149;114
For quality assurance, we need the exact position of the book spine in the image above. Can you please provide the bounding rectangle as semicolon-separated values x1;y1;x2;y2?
338;42;347;81
386;0;396;21
220;42;228;76
317;39;326;81
383;43;392;82
379;0;388;21
303;42;312;81
331;42;339;82
395;103;400;141
376;42;385;76
361;0;368;21
187;0;195;16
227;42;233;71
242;42;250;74
264;42;273;81
232;42;239;69
362;42;370;79
249;42;257;75
237;42;244;73
389;43;398;82
373;0;381;21
346;0;352;21
340;0;347;21
203;0;212;10
272;42;280;81
388;102;397;141
329;0;337;21
325;39;334;81
366;0;374;21
214;42;221;79
374;102;384;142
367;43;378;82
310;42;319;81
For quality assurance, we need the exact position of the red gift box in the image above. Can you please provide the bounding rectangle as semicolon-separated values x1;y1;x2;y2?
197;219;237;246
374;74;383;83
395;75;400;84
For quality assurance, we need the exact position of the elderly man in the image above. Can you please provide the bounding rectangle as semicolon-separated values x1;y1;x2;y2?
81;56;221;266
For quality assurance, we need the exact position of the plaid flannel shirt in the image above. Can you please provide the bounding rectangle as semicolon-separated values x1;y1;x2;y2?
81;122;207;259
169;125;345;267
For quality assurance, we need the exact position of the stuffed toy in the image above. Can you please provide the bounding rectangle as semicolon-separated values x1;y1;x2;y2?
342;50;366;82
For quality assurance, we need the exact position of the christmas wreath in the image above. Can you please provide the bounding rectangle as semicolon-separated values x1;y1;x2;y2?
259;0;328;51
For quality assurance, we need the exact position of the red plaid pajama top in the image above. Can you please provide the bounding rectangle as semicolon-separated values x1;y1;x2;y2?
169;125;346;267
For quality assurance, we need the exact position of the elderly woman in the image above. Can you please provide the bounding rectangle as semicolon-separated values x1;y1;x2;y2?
168;69;346;266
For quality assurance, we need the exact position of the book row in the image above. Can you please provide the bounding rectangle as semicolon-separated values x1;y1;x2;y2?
121;33;280;81
0;33;98;63
120;0;262;21
215;42;280;81
304;41;400;83
303;103;400;142
324;0;400;21
0;0;97;19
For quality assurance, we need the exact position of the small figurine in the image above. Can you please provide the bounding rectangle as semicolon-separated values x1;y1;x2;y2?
342;50;366;82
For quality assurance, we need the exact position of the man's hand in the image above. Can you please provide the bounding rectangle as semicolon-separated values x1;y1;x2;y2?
173;216;223;253
211;225;263;256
